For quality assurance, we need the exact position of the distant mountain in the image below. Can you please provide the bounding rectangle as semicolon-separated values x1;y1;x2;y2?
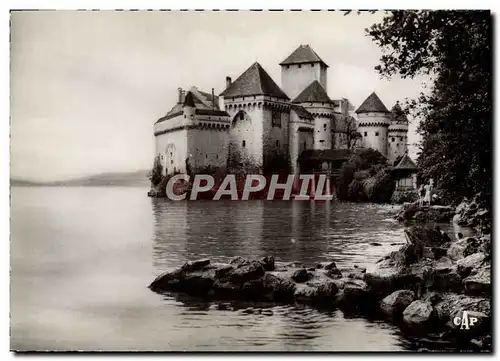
11;170;151;187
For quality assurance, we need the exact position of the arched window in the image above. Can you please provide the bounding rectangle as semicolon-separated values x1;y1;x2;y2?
375;132;379;136
242;140;246;148
276;140;280;147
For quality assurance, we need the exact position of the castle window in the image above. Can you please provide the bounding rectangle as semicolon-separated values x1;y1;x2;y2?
323;123;327;130
392;138;395;142
364;132;367;136
286;65;289;69
184;115;186;118
216;154;219;159
298;64;302;68
400;137;403;141
170;152;173;157
206;154;208;159
272;110;281;128
311;63;314;67
276;140;280;147
240;112;244;120
171;160;173;165
320;140;325;143
375;132;379;136
242;140;246;148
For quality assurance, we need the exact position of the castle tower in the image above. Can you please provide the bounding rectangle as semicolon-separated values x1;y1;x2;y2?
387;101;409;164
280;45;328;100
292;80;334;150
355;92;391;158
220;62;290;173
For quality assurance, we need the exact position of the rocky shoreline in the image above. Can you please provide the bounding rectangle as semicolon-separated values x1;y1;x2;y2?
149;221;491;351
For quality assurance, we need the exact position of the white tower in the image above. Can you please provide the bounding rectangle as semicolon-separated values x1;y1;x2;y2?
356;92;392;158
388;101;409;164
280;45;328;100
292;80;334;150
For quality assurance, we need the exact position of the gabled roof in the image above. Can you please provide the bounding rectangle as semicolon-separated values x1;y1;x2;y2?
220;62;289;99
391;102;409;123
290;104;313;120
356;92;390;114
292;80;331;104
280;45;328;68
156;87;228;124
395;153;417;170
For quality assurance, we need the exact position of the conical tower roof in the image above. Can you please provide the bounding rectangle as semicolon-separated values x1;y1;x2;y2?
391;102;409;123
356;92;390;114
183;91;195;107
280;44;328;68
292;80;331;103
220;62;289;99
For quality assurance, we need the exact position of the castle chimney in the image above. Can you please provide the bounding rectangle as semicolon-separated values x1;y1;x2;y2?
177;87;183;104
212;88;215;110
226;76;232;89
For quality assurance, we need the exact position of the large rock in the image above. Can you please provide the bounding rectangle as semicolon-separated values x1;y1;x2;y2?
380;290;416;315
402;300;434;326
456;252;486;278
258;256;275;271
434;293;491;322
463;263;491;295
291;268;313;283
180;258;211;272
228;260;265;284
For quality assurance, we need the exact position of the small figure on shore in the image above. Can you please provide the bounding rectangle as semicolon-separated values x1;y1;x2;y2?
418;185;425;207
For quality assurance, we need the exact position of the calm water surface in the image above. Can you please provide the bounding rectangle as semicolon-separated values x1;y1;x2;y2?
10;186;469;351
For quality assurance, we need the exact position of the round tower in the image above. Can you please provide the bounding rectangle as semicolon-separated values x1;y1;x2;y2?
292;80;334;150
387;101;409;164
355;92;391;158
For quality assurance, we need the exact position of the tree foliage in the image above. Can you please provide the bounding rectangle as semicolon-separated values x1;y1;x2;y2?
337;148;393;202
366;10;492;206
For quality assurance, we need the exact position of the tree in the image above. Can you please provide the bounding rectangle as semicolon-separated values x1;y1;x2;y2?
345;116;362;149
365;11;492;206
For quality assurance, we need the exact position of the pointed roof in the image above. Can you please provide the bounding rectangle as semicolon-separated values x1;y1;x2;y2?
183;91;195;107
280;45;328;68
391;102;409;123
395;153;417;170
356;92;390;114
292;80;331;104
220;62;289;99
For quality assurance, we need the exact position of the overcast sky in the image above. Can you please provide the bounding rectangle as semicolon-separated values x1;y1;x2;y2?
10;10;430;181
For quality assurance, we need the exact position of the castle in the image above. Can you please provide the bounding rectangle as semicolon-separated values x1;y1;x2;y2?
153;45;409;177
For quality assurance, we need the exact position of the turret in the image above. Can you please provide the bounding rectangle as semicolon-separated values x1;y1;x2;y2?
292;80;334;150
183;91;196;122
355;92;391;157
388;101;409;164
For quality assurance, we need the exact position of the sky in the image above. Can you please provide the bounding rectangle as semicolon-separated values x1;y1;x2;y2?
10;10;430;182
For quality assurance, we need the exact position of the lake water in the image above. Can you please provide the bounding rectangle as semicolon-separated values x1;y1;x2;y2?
10;186;469;351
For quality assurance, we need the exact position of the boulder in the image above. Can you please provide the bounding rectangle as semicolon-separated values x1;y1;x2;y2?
434;293;491;323
456;253;486;278
259;256;275;271
291;268;313;283
463;263;491;295
230;256;250;267
447;239;468;261
261;273;296;301
228;260;265;284
402;300;434;326
180;258;210;272
294;280;338;305
380;289;416;315
336;279;371;309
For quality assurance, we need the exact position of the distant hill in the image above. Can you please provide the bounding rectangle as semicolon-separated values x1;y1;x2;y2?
11;170;151;187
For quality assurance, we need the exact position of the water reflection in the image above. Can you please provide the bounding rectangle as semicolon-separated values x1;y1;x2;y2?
151;199;407;271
